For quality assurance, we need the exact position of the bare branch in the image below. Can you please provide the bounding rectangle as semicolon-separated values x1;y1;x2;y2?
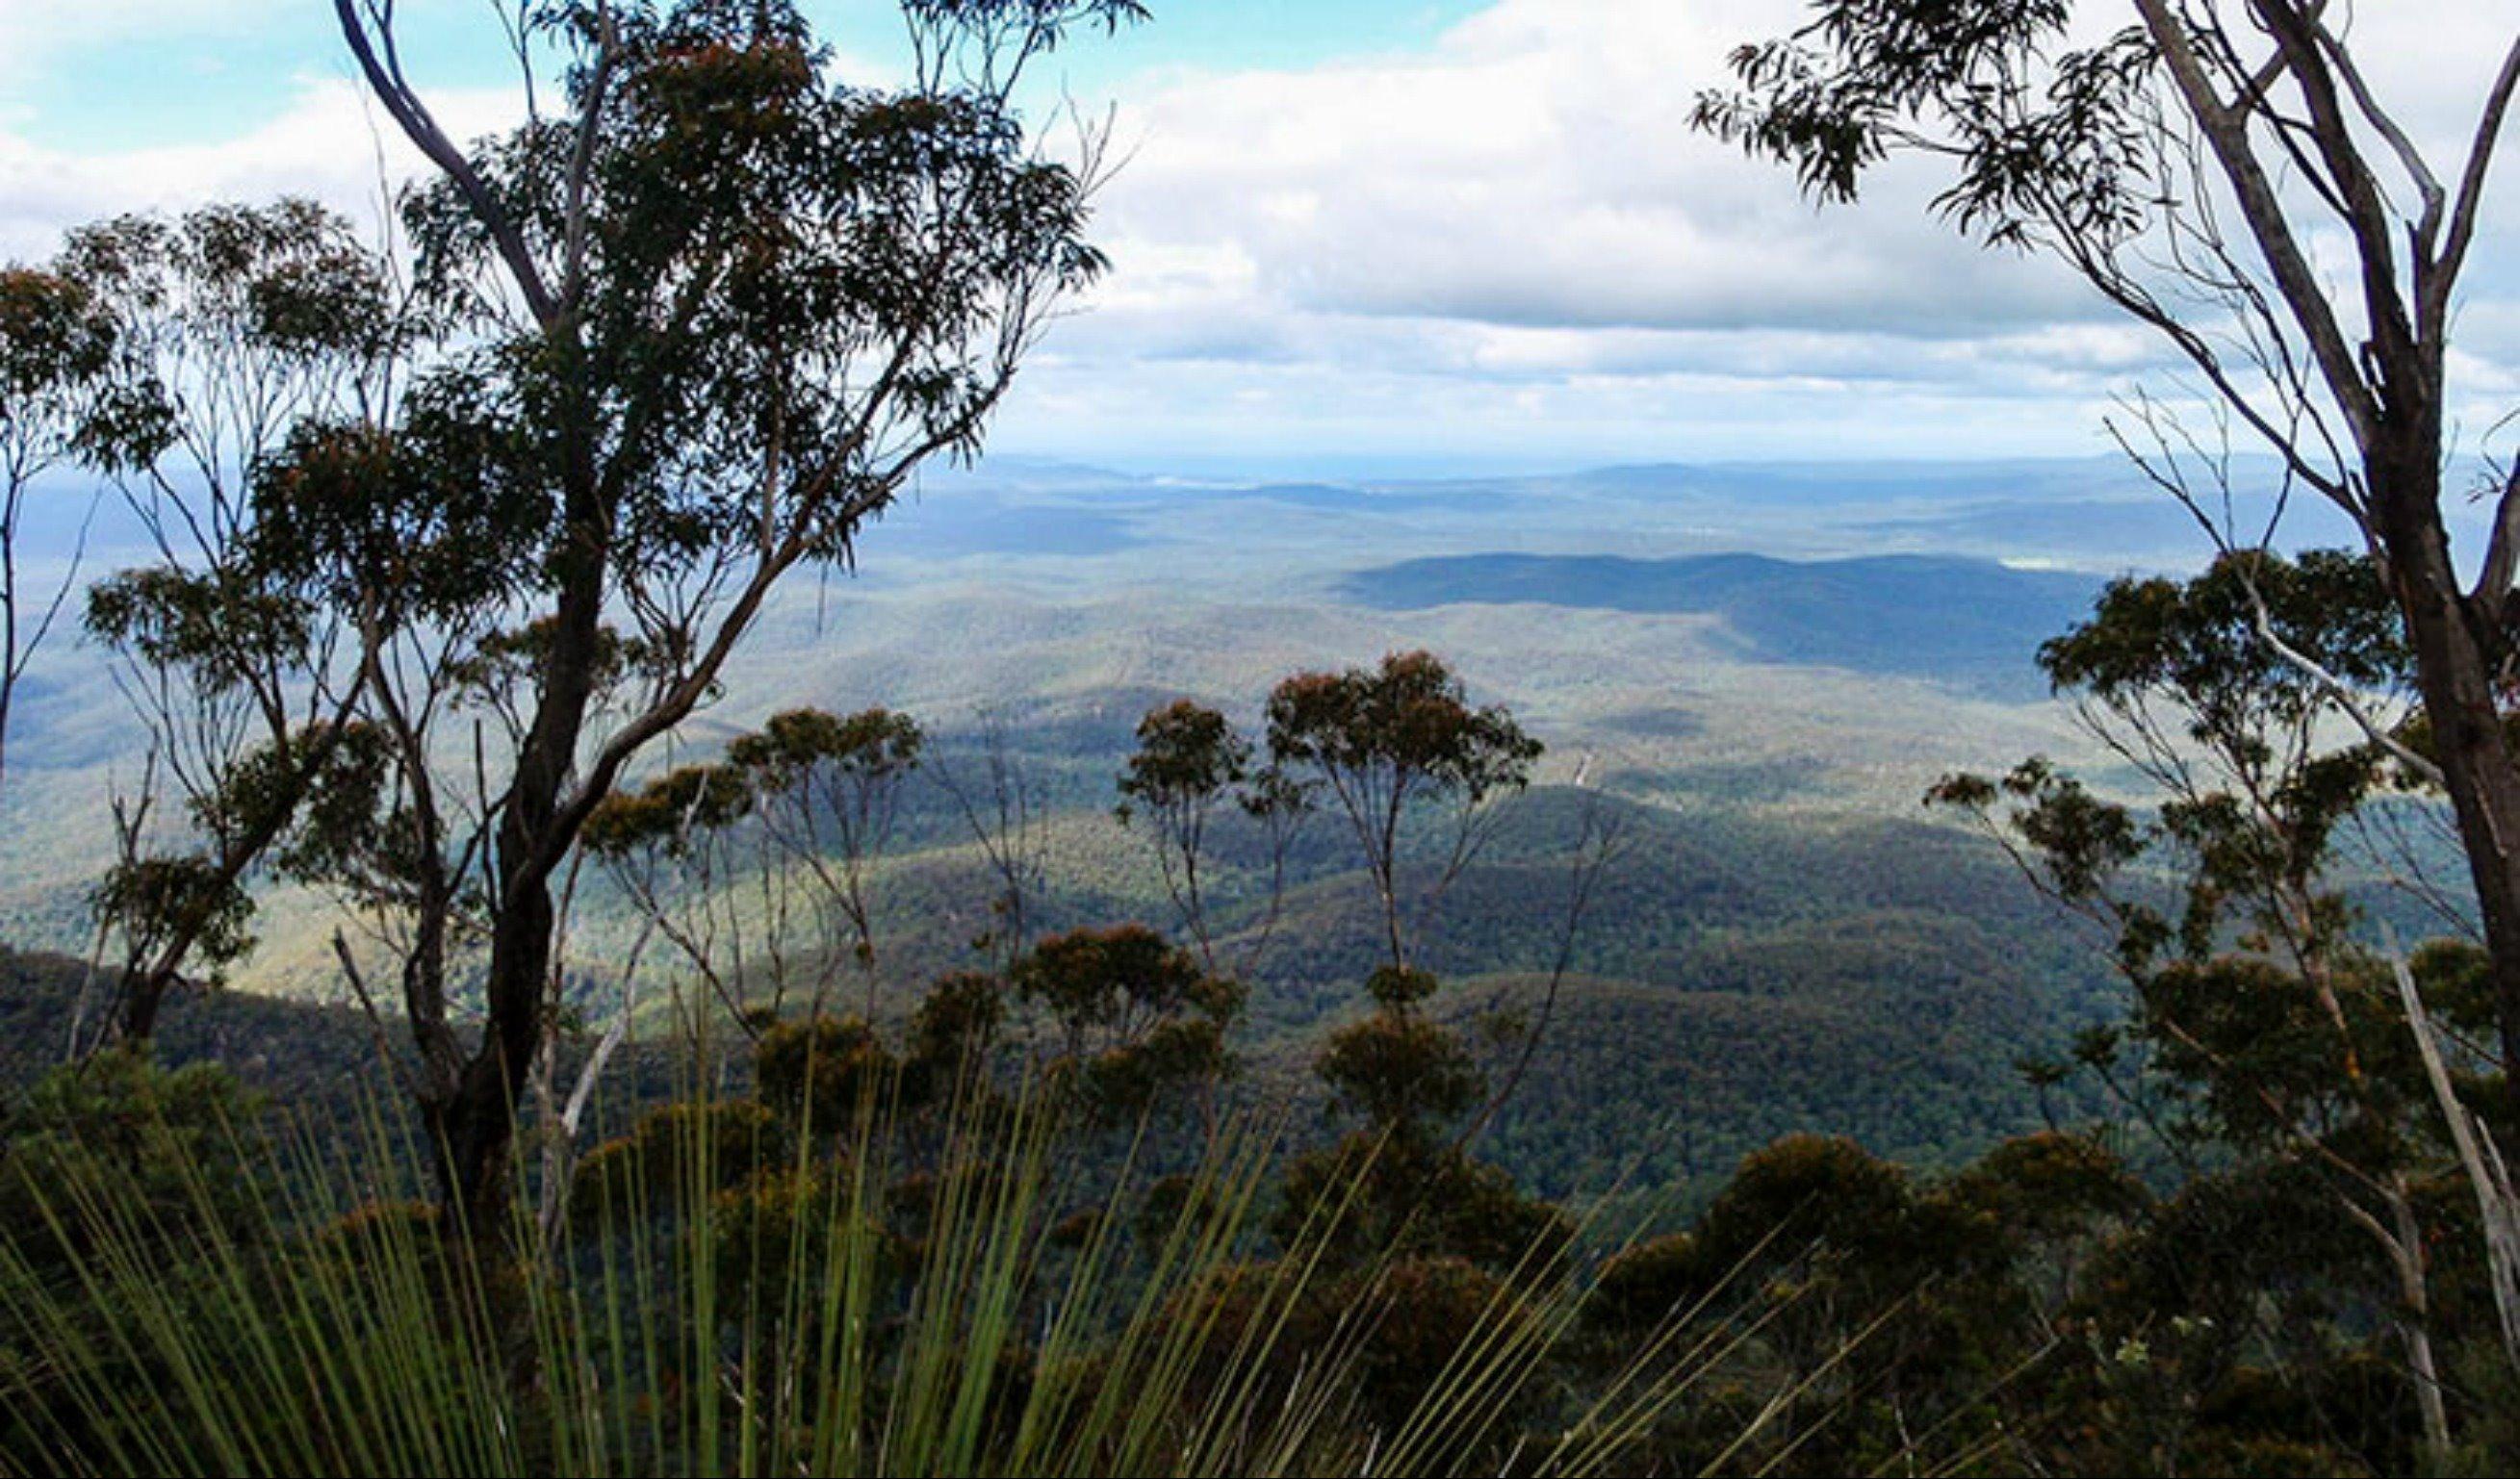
333;0;559;325
2431;33;2520;335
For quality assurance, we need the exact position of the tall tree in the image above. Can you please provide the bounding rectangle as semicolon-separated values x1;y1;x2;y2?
321;0;1133;1222
63;200;402;1048
730;705;926;1016
1264;650;1538;972
1697;0;2520;1131
1928;548;2502;1452
0;266;117;803
1116;697;1311;977
1009;923;1241;1125
1118;700;1248;972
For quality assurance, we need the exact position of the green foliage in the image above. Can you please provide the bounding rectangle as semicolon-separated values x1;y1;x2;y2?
1266;650;1539;820
1941;1127;2148;1245
1118;700;1248;819
0;258;124;789
1015;924;1237;1034
1689;0;2159;244
752;1015;896;1133
569;1098;786;1230
1114;697;1313;977
1922;547;2514;1466
391;0;1121;588
87;855;257;988
1272;1130;1571;1279
50;196;409;1048
82;566;315;701
0;265;121;548
1366;964;1439;1010
0;1053;266;1282
906;970;1007;1075
1266;650;1537;975
1316;1010;1484;1135
2039;549;2407;727
581;764;757;860
1013;924;1241;1121
731;707;925;793
0;1076;1734;1477
44;0;1149;1205
0;267;114;412
244;405;550;630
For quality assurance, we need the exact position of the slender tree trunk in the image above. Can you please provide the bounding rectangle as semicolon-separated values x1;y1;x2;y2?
2385;1176;2452;1457
114;806;296;1046
433;880;559;1232
106;677;375;1051
431;421;606;1230
2373;447;2520;1133
119;972;170;1044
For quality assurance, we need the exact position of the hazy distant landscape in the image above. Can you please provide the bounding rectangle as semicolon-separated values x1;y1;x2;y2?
0;452;2420;1189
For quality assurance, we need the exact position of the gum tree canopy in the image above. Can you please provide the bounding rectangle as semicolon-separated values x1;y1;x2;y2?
254;0;1140;1220
1696;0;2520;1127
0;267;117;801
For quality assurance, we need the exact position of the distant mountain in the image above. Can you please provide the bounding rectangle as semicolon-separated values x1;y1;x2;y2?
1342;551;2101;695
1555;457;2142;506
1852;493;2379;565
881;503;1146;558
1194;482;1467;513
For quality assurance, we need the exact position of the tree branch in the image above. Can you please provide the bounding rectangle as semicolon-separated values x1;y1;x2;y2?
334;0;559;326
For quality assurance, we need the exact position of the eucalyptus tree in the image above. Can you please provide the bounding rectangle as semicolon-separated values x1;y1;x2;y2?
1009;923;1241;1125
1256;651;1547;1273
729;705;926;1017
0;266;117;801
311;0;1135;1221
1117;697;1313;977
1928;549;2495;1451
1264;650;1538;974
1118;700;1247;972
1695;0;2520;1127
58;200;404;1048
579;759;761;1032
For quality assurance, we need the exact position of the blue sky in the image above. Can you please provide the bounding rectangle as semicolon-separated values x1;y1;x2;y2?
0;3;1492;153
6;1;2517;478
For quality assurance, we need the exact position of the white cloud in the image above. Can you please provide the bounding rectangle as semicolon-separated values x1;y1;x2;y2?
0;0;282;81
0;75;521;260
6;0;2514;466
1016;0;2520;462
1093;0;2097;341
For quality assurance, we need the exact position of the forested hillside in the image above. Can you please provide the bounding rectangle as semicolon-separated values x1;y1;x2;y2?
1346;551;2099;695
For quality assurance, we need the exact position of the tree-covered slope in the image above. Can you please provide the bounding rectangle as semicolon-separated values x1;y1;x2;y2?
1344;552;2098;695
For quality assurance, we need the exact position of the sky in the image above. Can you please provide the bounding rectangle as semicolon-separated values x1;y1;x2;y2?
5;0;2518;478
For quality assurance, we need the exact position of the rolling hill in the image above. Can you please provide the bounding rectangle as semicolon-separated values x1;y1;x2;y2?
5;455;2415;1201
1344;552;2099;696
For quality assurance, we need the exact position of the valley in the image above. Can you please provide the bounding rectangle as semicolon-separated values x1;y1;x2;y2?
0;453;2357;1192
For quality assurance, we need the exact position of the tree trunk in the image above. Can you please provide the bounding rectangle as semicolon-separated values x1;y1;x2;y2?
428;417;607;1231
2385;1176;2453;1457
109;719;366;1052
2373;448;2520;1133
118;973;167;1045
431;878;557;1234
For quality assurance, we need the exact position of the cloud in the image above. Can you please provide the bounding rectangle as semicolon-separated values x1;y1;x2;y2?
1093;0;2098;342
1016;0;2520;462
0;0;281;81
0;76;521;260
7;0;2514;468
